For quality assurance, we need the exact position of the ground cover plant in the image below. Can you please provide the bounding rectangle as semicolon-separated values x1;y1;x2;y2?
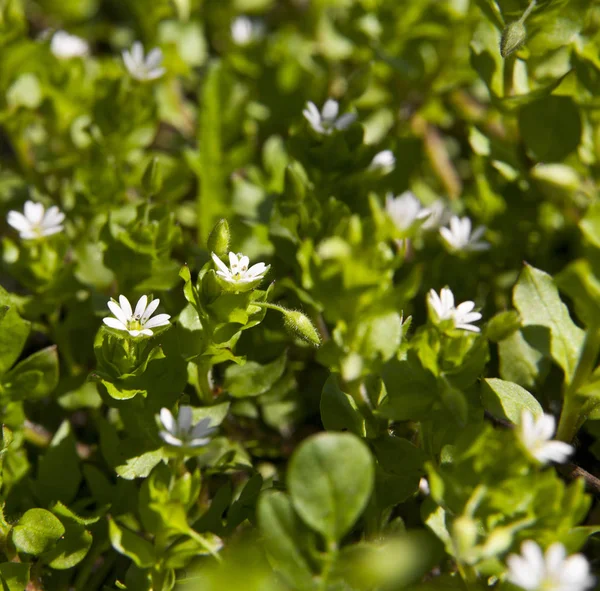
1;0;600;589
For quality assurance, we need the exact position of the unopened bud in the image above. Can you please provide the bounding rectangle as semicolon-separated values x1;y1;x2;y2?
452;516;478;559
201;269;222;304
207;219;230;256
500;21;527;58
282;309;321;347
142;157;163;197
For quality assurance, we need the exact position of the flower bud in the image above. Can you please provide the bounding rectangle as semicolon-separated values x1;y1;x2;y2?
500;20;527;58
282;309;321;347
201;269;222;304
207;219;230;256
142;157;163;197
452;516;479;559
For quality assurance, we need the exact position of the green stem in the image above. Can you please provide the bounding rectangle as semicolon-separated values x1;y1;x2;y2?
557;325;600;442
196;360;214;405
520;0;537;22
318;540;338;591
503;53;516;98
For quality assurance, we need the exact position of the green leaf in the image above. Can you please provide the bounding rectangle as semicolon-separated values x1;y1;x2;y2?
109;518;156;568
288;432;374;543
481;378;543;423
35;421;82;506
116;448;165;480
11;508;65;555
224;353;287;398
514;264;584;383
518;96;582;162
320;374;366;436
580;201;600;250
2;345;59;400
0;289;30;377
0;563;30;591
257;491;314;590
42;503;94;570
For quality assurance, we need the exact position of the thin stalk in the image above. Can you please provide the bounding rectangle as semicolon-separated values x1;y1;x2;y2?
318;540;339;591
557;325;600;442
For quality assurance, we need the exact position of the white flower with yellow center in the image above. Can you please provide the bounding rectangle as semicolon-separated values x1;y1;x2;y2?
369;150;396;174
303;99;356;135
159;406;216;449
427;287;482;333
211;252;269;290
507;540;594;591
7;200;65;240
516;410;573;464
439;215;489;253
103;295;170;337
122;42;165;81
385;192;431;232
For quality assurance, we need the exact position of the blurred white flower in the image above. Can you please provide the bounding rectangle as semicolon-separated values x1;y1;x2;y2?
50;30;89;59
230;16;264;45
7;200;65;240
303;99;356;135
517;410;573;464
369;150;395;174
439;216;489;253
507;540;594;591
159;406;216;448
211;252;269;287
385;191;431;232
427;287;481;333
103;295;170;337
122;42;165;81
418;477;430;496
421;199;451;231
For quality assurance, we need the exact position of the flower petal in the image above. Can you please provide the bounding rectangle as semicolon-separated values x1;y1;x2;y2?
178;406;193;433
322;99;339;121
141;298;160;323
143;313;171;329
7;211;31;232
134;295;148;319
118;295;133;319
160;408;175;432
211;252;231;276
107;300;129;325
159;431;184;447
103;317;127;331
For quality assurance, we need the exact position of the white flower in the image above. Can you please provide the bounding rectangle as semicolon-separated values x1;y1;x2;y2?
418;477;430;496
369;150;395;174
427;287;482;333
507;540;594;591
230;16;264;45
102;295;170;337
303;99;356;135
122;42;165;81
385;191;431;232
7;200;65;240
159;406;216;448
211;252;269;288
516;410;573;465
439;216;489;253
50;30;89;59
421;199;451;231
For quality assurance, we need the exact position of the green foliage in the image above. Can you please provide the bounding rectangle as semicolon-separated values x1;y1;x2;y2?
0;0;599;589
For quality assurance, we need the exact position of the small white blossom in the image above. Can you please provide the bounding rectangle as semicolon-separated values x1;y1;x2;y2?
427;287;482;333
50;30;89;59
230;16;264;45
7;200;65;240
421;199;451;231
385;191;431;232
517;410;573;465
303;99;356;135
369;150;395;174
418;477;430;496
159;406;216;448
211;251;269;288
103;295;170;337
122;42;165;81
507;540;594;591
439;216;489;253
